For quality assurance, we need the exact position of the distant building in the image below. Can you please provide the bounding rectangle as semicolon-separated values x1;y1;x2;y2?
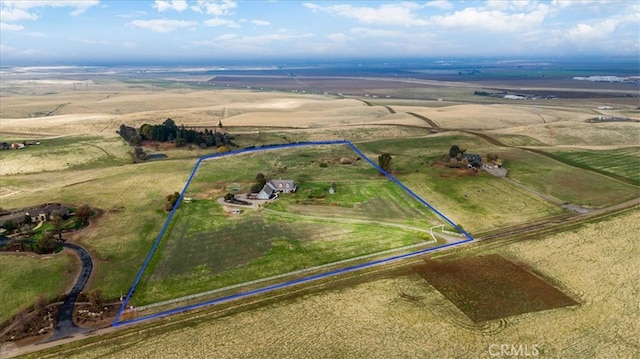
461;154;482;168
257;180;297;200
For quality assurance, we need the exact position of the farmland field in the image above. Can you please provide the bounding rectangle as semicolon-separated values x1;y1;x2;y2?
132;144;451;306
502;149;638;207
0;135;132;176
0;67;638;357
551;147;640;185
31;208;640;359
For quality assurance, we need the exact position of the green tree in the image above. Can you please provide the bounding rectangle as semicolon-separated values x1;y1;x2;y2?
36;231;57;254
2;219;17;233
449;145;460;159
378;153;393;172
140;123;154;140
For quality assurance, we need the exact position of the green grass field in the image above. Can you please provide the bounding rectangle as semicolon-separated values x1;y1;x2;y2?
503;149;638;206
0;254;75;323
551;147;640;186
132;144;447;306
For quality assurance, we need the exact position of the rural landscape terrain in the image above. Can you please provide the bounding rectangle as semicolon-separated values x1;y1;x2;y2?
0;59;638;358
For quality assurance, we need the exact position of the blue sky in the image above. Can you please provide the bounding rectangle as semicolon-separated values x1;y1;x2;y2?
1;0;639;64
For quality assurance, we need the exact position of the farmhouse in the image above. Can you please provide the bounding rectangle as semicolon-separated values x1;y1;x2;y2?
257;180;297;200
25;204;69;223
461;154;482;168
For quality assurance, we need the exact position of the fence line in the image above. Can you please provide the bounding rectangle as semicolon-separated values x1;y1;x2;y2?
113;140;473;327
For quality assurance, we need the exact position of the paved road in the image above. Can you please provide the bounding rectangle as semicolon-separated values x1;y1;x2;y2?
48;243;93;341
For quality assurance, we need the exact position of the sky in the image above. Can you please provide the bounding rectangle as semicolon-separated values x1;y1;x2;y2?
1;0;639;65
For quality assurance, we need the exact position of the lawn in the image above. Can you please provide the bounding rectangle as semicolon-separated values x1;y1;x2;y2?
0;254;75;323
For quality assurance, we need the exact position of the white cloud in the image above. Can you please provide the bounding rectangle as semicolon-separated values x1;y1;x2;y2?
72;37;112;45
130;19;197;33
215;34;237;41
0;22;24;31
153;0;188;12
303;2;428;27
122;41;138;48
0;7;38;22
565;19;620;43
203;17;240;28
0;0;99;22
193;0;237;16
327;33;349;42
251;19;270;26
425;1;453;10
350;27;405;38
430;4;549;32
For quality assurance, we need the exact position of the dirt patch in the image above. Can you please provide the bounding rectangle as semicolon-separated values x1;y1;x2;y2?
73;302;119;329
413;254;578;322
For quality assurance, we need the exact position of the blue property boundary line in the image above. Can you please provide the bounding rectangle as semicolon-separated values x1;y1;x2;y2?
112;140;474;327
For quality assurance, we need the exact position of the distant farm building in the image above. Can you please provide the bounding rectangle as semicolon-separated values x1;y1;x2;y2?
257;180;297;200
461;154;482;168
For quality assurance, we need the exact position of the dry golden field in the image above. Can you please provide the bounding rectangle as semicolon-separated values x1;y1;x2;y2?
42;209;640;359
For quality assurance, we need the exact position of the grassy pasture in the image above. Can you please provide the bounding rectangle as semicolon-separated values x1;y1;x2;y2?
503;149;638;206
0;159;195;301
487;133;549;146
356;135;570;232
0;135;132;176
132;144;446;305
0;254;75;323
551;147;640;186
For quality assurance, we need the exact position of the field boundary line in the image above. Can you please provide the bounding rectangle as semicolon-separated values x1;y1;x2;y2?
134;238;437;312
112;140;473;327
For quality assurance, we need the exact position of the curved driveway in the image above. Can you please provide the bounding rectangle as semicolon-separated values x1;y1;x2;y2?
48;243;93;340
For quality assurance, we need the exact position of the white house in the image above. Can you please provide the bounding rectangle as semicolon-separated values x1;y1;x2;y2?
257;180;297;200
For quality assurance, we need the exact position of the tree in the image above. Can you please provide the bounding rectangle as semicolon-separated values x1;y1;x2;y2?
378;153;392;172
50;211;66;242
2;219;17;233
36;231;57;254
224;193;235;201
449;145;460;159
75;205;91;226
140;123;154;140
23;214;32;226
164;192;181;211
